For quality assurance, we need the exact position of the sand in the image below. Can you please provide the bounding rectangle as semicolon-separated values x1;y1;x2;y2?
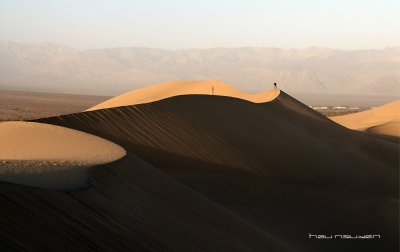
331;100;400;137
0;82;398;251
87;80;280;111
36;90;398;251
367;122;400;137
0;152;291;252
0;121;126;190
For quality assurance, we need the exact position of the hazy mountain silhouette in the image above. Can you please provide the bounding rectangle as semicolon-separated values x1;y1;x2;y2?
0;40;399;95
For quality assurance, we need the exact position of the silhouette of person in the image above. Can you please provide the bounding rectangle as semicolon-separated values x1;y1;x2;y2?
274;83;277;88
212;86;214;95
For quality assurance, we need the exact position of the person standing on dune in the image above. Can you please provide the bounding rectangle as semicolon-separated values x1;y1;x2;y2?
274;83;277;89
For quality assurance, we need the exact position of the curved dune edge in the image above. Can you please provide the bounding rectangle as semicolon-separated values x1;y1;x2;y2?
366;122;400;137
87;80;280;111
331;100;400;136
0;121;126;190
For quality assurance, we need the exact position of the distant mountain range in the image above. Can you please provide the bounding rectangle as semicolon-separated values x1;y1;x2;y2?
0;40;399;95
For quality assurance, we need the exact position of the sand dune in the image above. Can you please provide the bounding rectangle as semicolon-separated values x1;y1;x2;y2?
87;80;280;111
0;153;291;251
331;100;400;136
0;121;125;190
0;80;398;251
367;122;400;137
33;90;398;251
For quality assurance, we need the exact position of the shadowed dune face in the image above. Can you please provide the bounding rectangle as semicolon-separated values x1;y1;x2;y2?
43;93;398;189
0;153;292;252
37;91;399;252
87;80;280;111
0;121;126;190
331;100;400;137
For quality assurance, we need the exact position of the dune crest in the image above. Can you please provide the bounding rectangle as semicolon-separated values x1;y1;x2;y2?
0;121;126;190
331;100;400;136
367;122;400;137
87;80;280;111
36;91;399;251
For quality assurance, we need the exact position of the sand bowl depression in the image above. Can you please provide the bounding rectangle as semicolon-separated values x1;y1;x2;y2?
0;121;126;190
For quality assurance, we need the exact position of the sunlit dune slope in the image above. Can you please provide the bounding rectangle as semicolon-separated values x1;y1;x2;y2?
87;80;280;111
0;121;125;190
37;90;399;252
367;122;400;137
331;100;400;137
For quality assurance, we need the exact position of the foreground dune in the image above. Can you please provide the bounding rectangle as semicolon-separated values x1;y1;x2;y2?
331;100;400;136
0;84;398;251
0;121;126;190
0;153;291;251
35;90;398;251
87;80;280;111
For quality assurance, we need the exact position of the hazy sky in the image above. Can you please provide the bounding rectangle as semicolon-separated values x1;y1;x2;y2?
0;0;399;50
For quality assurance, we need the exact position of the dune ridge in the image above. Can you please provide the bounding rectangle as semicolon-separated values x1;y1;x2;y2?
367;122;400;136
36;91;399;251
331;100;400;136
0;121;126;190
87;80;280;111
0;152;292;252
0;82;398;251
